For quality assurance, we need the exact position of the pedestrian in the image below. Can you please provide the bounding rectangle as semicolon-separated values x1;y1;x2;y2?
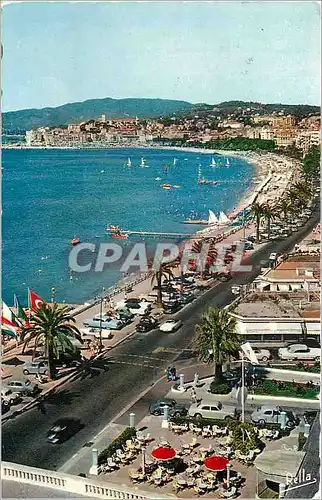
166;367;172;383
171;366;177;381
190;387;197;404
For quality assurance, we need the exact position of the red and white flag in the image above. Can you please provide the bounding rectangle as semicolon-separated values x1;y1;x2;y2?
1;301;20;329
28;289;45;310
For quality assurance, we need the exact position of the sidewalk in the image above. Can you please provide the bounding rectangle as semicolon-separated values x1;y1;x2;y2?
60;362;215;475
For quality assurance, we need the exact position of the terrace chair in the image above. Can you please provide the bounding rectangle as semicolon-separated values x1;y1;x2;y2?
189;423;196;432
212;425;221;436
246;450;255;463
125;439;136;451
107;457;118;469
115;449;126;460
143;433;153;442
188;437;198;449
273;430;280;439
202;425;211;438
194;425;203;436
221;426;228;435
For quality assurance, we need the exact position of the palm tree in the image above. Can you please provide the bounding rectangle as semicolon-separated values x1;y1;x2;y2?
151;258;179;308
277;197;293;222
191;238;218;276
22;303;80;379
248;202;267;242
292;181;313;205
262;203;279;239
194;307;240;382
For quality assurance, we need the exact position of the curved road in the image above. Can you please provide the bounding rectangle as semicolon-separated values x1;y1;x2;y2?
2;207;320;470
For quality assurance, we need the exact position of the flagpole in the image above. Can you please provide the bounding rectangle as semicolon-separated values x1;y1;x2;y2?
241;351;245;423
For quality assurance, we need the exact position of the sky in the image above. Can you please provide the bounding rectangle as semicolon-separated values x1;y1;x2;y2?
2;1;321;111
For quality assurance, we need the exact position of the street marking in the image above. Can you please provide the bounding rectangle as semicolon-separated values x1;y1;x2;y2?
115;354;167;361
108;359;159;369
72;453;78;459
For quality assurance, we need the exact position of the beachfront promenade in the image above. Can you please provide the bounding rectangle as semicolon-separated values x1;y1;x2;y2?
2;203;320;474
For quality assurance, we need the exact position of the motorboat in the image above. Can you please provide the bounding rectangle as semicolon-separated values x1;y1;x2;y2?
71;236;81;246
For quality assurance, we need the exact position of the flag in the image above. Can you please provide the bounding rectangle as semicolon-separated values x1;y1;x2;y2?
1;301;21;327
28;289;45;310
14;295;28;321
240;342;259;365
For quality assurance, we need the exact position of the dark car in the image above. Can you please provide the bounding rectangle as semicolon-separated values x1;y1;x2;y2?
136;316;158;333
292;337;321;349
179;292;195;305
217;273;232;282
149;398;187;417
163;301;182;314
47;418;83;444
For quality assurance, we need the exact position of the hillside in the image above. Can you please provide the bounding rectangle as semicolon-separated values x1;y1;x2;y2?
3;97;319;134
2;97;193;133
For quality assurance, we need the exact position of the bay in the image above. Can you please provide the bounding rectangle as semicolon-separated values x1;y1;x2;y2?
2;147;254;304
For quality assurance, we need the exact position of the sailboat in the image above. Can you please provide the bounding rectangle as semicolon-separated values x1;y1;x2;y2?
218;211;231;225
140;158;145;168
208;210;219;225
126;157;132;167
210;157;216;167
173;158;177;166
225;158;230;167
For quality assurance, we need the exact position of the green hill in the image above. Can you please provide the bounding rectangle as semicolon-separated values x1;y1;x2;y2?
2;97;193;133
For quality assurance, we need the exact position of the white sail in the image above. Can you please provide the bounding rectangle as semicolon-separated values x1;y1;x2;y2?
218;211;230;225
173;158;177;166
140;158;145;167
210;157;216;167
127;157;132;167
226;159;230;167
208;210;219;225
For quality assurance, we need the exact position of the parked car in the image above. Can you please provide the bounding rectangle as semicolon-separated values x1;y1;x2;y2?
244;241;254;250
22;360;49;376
179;292;195;304
116;300;151;316
252;348;271;363
46;418;83;444
251;405;295;426
231;285;241;295
136;316;158;333
2;398;10;414
278;344;321;361
1;388;22;405
4;379;39;396
188;400;238;420
293;337;321;348
112;307;134;323
163;301;182;314
83;315;123;330
160;319;182;333
149;398;187;417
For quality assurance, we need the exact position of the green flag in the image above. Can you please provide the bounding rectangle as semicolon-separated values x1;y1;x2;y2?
14;294;27;321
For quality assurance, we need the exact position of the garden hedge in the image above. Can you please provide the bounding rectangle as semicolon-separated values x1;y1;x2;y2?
98;427;136;465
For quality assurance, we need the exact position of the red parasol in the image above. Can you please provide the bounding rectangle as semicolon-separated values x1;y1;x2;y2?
151;447;176;461
204;455;229;472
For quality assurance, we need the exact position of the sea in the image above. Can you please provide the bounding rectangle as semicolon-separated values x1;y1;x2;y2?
2;147;254;305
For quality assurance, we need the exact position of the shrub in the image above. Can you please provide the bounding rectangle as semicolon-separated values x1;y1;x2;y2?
98;427;136;465
251;379;319;399
209;381;231;394
232;422;260;454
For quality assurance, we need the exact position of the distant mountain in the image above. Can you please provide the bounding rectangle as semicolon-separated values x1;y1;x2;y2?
3;97;319;134
2;97;194;133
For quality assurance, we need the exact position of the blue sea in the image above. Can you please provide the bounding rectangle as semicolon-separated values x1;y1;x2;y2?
2;148;254;305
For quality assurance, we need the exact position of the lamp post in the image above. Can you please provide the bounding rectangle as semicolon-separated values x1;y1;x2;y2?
98;287;105;352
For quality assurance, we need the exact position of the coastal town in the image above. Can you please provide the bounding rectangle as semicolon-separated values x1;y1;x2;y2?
6;107;321;153
2;2;321;500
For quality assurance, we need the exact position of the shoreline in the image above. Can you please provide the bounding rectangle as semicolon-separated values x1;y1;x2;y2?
4;146;298;307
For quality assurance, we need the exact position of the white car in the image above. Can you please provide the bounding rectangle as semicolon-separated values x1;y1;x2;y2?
159;319;182;333
188;400;238;420
1;388;22;405
278;344;321;361
81;328;112;340
116;300;151;316
269;252;280;261
231;285;241;295
239;347;271;363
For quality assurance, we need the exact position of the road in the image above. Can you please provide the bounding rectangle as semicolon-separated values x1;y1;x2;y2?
2;206;320;470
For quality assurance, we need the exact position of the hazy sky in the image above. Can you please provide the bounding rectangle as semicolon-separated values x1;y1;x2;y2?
2;1;320;111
